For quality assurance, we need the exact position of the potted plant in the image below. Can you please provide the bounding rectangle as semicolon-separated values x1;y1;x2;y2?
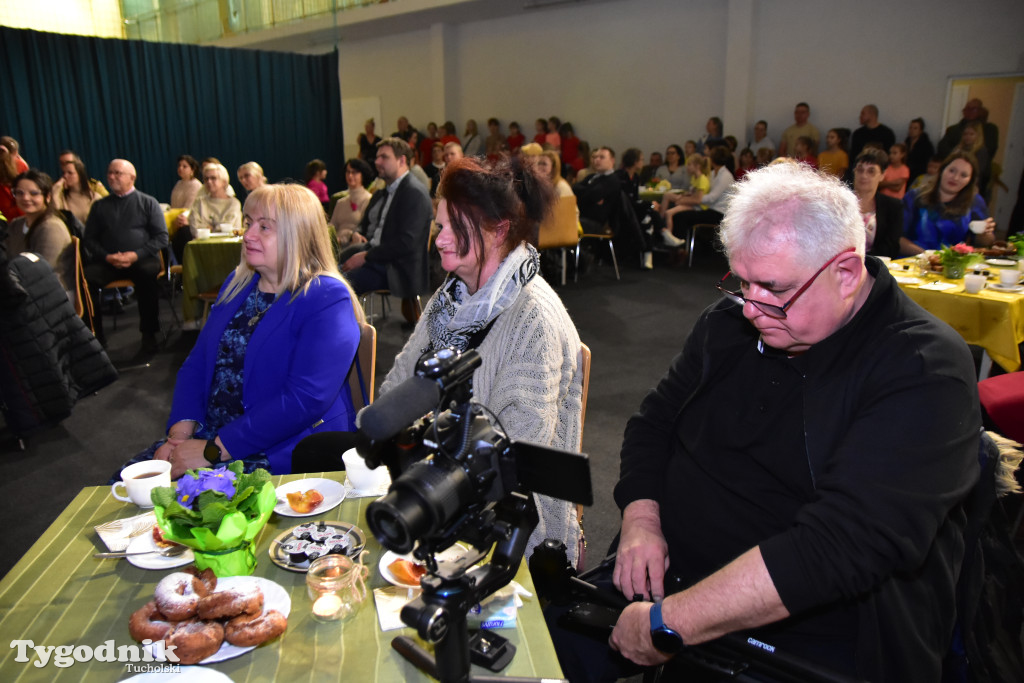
938;243;982;279
150;461;275;576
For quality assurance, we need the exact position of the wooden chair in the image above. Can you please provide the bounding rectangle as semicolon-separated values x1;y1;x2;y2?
577;342;592;568
164;209;187;310
70;236;95;333
347;322;377;411
686;222;720;267
538;195;580;286
575;223;620;282
96;250;166;330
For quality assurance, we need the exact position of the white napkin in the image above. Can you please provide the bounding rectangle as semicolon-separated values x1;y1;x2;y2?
95;512;157;551
343;476;391;499
373;581;530;631
919;282;958;291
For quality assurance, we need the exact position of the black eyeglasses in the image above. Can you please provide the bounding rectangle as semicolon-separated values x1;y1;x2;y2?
715;247;855;319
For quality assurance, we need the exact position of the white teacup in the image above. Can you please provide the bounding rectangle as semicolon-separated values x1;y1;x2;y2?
999;269;1020;287
341;448;390;492
111;460;171;507
217;223;233;233
963;273;986;294
195;227;211;240
969;220;988;235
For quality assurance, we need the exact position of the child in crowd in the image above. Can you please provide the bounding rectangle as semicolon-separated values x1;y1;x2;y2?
818;128;849;179
909;155;943;193
533;119;547;145
756;147;774;167
305;159;328;204
880;143;910;199
683;140;698;158
792;136;818;169
661;153;710;246
734;148;757;181
506;121;525;155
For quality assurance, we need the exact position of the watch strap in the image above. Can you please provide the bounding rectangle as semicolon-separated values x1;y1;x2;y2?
203;435;222;464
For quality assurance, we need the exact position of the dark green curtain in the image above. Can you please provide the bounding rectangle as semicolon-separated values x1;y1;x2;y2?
0;27;343;203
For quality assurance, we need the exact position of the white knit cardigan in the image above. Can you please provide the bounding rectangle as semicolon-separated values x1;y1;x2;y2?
379;275;585;565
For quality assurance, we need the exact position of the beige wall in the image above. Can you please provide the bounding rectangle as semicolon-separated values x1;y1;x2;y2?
330;0;1024;161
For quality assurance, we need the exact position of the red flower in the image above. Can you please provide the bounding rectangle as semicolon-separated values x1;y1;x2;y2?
952;243;974;255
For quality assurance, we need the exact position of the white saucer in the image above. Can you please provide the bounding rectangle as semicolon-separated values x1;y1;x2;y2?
985;258;1016;267
125;529;193;570
987;282;1024;293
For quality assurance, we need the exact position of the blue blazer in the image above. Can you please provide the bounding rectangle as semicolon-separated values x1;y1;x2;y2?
168;273;360;474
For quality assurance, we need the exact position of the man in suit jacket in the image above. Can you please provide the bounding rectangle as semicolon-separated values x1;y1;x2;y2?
340;137;432;318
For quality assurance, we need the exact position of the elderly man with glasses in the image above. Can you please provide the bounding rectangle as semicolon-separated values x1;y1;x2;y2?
552;162;980;682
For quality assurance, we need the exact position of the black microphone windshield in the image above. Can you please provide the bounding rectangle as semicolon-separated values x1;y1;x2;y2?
356;375;441;442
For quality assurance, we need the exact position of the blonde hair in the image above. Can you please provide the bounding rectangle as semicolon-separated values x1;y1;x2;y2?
686;153;709;177
540;150;562;182
220;184;364;324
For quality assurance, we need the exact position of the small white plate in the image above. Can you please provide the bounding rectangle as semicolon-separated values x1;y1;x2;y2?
145;576;290;665
988;282;1024;293
379;544;472;588
986;258;1016;267
274;478;346;517
125;529;193;570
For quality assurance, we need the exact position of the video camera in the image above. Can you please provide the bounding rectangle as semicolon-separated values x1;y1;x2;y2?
354;347;592;683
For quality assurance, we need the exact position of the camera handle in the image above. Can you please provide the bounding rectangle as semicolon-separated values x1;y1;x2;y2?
396;491;541;683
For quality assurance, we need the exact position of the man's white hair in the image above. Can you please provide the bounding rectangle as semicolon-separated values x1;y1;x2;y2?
719;162;865;264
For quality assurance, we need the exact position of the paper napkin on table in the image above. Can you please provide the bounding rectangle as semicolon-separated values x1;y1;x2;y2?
373;581;530;631
95;511;157;551
919;282;959;291
343;476;391;499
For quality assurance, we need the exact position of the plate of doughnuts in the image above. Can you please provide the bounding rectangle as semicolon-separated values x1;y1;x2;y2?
129;568;290;665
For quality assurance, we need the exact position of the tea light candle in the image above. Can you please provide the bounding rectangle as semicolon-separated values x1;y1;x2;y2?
312;593;343;620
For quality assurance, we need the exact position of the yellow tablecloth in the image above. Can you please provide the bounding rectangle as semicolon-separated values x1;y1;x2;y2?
181;236;243;322
891;258;1024;371
0;472;564;681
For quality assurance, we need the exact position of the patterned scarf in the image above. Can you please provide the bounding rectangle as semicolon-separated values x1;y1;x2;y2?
426;242;540;352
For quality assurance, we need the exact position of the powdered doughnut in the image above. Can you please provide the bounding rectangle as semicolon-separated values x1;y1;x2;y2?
196;585;263;620
154;572;207;620
165;619;224;664
128;600;176;642
184;566;218;593
224;609;287;647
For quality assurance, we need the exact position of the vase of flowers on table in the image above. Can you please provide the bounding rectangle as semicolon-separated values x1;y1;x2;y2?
150;461;275;576
938;243;982;280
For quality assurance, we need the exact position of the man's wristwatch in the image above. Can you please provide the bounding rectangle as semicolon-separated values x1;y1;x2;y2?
649;602;684;654
203;435;223;464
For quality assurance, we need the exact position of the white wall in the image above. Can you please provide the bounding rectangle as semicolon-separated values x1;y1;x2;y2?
329;0;1024;160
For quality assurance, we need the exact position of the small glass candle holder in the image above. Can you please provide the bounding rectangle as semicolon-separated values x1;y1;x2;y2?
306;553;368;622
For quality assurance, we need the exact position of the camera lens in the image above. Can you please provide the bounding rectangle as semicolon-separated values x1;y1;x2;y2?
366;458;476;554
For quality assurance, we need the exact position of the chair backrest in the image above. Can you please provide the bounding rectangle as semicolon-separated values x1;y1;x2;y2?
164;208;187;238
347;322;377;411
538;195;580;250
579;342;591;441
70;235;95;330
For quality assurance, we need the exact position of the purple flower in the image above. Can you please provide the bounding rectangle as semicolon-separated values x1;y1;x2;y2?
176;473;204;507
198;469;237;499
175;468;237;507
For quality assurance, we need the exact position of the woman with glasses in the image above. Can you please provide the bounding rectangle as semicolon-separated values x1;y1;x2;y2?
8;169;75;302
171;162;242;264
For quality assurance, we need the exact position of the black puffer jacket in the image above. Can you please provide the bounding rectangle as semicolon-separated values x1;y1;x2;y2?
0;248;118;436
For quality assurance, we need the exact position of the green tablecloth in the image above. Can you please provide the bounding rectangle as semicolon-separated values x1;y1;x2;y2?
0;472;564;681
181;236;243;322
